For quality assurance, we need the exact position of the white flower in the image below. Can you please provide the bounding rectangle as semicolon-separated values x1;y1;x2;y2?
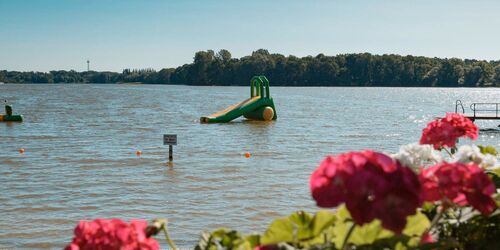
391;143;442;172
453;145;498;169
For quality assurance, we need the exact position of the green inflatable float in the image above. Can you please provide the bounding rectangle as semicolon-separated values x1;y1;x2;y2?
0;104;23;122
200;76;277;123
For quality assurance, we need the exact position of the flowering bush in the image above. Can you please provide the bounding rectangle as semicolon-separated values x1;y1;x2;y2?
66;113;499;250
194;113;498;250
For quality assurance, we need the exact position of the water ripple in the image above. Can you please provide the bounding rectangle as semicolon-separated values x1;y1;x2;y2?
0;85;499;248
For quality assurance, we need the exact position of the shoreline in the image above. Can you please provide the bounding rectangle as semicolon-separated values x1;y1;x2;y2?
2;82;499;88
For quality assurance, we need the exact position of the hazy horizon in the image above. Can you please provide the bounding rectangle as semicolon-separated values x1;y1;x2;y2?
2;0;500;72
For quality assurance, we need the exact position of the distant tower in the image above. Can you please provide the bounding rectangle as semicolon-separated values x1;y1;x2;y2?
87;59;90;72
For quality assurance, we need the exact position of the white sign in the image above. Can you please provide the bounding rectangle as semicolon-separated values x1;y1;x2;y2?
163;134;177;145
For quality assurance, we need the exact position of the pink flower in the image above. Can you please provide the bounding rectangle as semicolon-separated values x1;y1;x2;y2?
463;166;497;215
65;219;160;250
419;162;497;215
310;151;421;233
373;166;422;233
420;232;435;244
254;244;279;250
420;113;478;149
419;163;468;203
344;168;384;225
442;113;478;141
310;154;354;208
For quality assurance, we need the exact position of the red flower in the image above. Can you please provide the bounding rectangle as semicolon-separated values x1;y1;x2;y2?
344;168;386;225
463;166;497;215
442;113;478;141
419;162;497;215
65;219;160;250
420;232;435;244
254;244;279;250
373;166;422;233
310;154;355;208
420;113;478;149
419;163;468;203
310;151;421;233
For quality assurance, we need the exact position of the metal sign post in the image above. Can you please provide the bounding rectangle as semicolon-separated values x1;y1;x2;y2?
163;134;177;162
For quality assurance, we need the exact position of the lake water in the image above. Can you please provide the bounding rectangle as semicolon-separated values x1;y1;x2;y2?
0;84;499;248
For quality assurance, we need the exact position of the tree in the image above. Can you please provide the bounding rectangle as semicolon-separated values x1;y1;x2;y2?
493;65;500;86
2;50;499;87
216;49;231;63
190;50;215;85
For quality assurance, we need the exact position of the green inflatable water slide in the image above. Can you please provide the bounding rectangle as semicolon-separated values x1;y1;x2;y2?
200;76;277;123
0;104;23;122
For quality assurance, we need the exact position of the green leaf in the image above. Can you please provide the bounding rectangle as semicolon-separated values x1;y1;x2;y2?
195;228;253;250
261;217;296;244
244;234;260;249
311;210;338;236
488;171;500;189
332;206;393;246
260;210;337;247
478;145;498;156
402;211;431;237
332;206;430;249
289;211;314;240
490;168;500;177
401;212;431;248
420;202;436;213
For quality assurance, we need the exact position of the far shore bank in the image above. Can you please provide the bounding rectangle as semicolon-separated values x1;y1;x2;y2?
2;82;499;88
2;50;500;87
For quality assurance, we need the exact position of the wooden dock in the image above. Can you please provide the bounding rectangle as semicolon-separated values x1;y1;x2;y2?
465;116;500;121
456;100;500;122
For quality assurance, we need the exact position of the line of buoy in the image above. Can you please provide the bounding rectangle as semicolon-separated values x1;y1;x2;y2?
134;150;252;158
16;147;252;161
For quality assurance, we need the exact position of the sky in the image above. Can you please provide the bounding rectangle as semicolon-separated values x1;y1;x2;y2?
1;0;500;72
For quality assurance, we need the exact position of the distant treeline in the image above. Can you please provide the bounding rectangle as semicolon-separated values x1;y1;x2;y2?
2;49;500;87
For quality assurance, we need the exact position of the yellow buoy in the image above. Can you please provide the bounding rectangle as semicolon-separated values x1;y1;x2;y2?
262;107;274;121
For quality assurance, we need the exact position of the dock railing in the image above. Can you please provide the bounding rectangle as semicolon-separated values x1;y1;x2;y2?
470;103;499;118
456;100;500;121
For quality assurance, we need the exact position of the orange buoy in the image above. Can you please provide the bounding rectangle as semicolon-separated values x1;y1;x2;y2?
244;152;251;158
136;150;142;156
19;148;25;154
